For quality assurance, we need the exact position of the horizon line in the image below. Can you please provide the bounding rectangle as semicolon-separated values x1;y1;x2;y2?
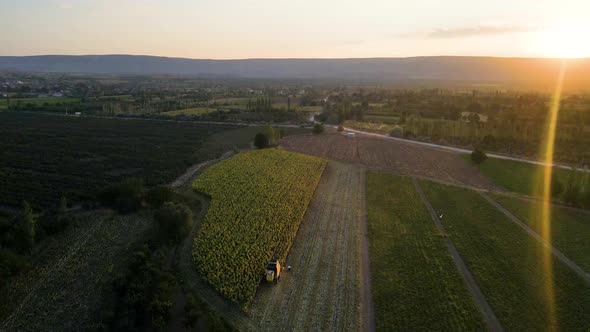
1;54;589;61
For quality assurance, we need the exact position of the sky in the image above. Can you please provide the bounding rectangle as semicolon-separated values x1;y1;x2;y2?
1;0;590;59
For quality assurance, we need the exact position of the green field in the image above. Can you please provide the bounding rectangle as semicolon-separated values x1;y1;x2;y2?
364;114;400;124
0;112;245;209
163;107;223;116
467;156;576;197
492;195;590;272
272;103;322;112
421;181;590;331
0;97;80;109
366;172;485;331
192;149;326;307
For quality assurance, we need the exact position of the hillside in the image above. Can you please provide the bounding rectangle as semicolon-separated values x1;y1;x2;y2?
1;55;590;88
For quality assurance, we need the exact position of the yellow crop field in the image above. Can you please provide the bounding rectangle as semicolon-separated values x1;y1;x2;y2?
192;149;326;308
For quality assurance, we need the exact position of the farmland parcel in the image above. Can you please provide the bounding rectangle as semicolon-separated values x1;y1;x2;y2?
192;149;326;307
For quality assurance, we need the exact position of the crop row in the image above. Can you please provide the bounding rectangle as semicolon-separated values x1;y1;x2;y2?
366;172;485;331
421;181;590;330
0;112;238;209
192;149;326;307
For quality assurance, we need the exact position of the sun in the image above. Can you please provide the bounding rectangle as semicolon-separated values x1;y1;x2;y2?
538;22;590;58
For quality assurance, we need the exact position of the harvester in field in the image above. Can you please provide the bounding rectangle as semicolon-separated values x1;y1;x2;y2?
265;259;282;283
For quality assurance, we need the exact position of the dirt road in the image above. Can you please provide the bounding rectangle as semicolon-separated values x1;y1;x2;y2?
246;161;363;331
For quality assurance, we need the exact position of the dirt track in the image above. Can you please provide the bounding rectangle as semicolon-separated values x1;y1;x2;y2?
280;133;500;190
246;161;362;331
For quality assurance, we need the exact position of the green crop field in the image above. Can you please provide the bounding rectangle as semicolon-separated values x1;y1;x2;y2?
163;107;223;116
0;112;245;209
421;181;590;331
366;172;485;331
492;195;590;272
465;156;575;197
364;114;400;124
0;97;80;109
192;149;326;308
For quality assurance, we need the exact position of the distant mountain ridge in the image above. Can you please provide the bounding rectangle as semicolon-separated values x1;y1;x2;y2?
1;55;589;86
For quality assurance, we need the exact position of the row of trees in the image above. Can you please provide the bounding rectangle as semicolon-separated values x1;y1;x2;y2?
247;97;274;112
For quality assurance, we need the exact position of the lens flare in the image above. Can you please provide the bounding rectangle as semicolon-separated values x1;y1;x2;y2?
532;60;567;329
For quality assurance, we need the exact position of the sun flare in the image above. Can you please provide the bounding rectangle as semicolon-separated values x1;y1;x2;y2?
539;22;590;58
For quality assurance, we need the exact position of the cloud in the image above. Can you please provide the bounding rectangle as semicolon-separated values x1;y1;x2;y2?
397;25;540;39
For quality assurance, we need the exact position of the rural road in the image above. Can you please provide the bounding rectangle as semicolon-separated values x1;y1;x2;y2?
4;109;583;172
481;193;590;285
414;179;504;332
335;125;587;172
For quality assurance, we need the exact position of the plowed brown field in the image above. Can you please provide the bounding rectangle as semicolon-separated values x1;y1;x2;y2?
280;133;499;190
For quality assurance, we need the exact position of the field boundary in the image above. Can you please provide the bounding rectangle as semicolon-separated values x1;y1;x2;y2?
359;167;376;332
480;193;590;284
413;179;504;332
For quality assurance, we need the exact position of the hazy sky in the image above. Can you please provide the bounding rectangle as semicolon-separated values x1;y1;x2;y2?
1;0;589;59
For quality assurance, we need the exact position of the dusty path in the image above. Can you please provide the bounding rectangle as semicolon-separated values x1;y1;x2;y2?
170;150;235;188
246;161;362;331
359;167;376;332
414;179;504;332
480;193;590;284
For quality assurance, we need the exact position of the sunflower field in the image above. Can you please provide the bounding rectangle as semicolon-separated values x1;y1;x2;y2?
192;149;326;307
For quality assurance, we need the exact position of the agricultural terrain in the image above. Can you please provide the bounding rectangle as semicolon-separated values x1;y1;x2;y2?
245;161;363;331
192;149;326;307
0;112;306;209
280;133;499;190
421;182;590;331
0;211;153;330
366;172;485;331
491;195;590;272
468;156;577;198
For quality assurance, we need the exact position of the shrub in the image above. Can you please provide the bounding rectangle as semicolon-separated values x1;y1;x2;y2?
312;123;324;135
154;202;193;243
99;178;144;213
390;125;403;138
0;248;29;279
145;185;174;209
14;201;36;253
40;214;75;236
254;133;269;149
551;177;564;198
563;182;581;207
470;148;488;165
403;130;415;138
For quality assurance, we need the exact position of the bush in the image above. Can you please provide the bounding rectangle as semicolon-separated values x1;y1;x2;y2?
40;214;75;236
551;177;564;198
145;185;174;209
470;148;488;165
312;123;324;135
0;248;29;279
390;125;403;138
154;202;193;243
563;182;581;207
254;133;269;149
403;130;415;138
99;178;144;213
13;201;36;253
106;245;176;330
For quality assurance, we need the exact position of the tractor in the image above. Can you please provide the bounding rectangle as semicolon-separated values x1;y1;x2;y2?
265;259;281;283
